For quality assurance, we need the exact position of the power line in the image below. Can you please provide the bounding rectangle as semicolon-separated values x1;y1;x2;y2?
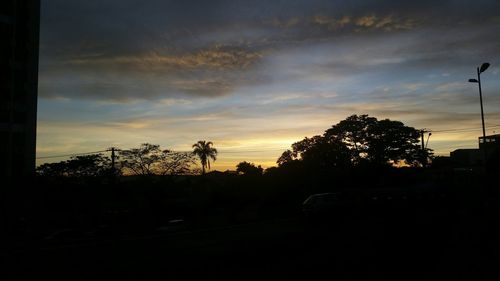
219;149;286;154
36;150;109;159
36;148;286;160
167;149;286;154
35;124;500;160
430;125;500;133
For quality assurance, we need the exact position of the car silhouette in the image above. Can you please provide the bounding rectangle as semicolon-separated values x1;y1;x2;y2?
302;193;346;219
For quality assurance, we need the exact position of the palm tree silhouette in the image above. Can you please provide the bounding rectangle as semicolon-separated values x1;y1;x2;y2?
192;140;218;174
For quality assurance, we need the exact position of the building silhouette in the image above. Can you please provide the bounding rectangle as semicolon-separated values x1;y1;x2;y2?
450;149;483;167
479;134;500;151
450;134;500;167
0;0;40;179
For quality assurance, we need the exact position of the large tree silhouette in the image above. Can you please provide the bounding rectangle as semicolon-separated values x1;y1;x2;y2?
192;141;218;174
326;115;422;166
119;143;196;175
292;135;352;169
324;114;376;164
277;150;294;167
157;149;197;175
36;153;111;177
277;135;352;170
236;161;263;176
278;115;425;169
119;143;162;175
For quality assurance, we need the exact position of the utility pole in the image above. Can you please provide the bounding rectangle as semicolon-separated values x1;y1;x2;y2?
421;130;425;151
111;147;116;172
420;130;427;167
419;130;432;167
108;147;119;174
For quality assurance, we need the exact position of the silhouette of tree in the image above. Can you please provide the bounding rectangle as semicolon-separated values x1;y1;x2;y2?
277;150;294;167
36;154;111;177
236;161;263;176
325;114;423;166
325;114;377;164
291;135;352;169
276;115;425;170
119;143;162;175
192;141;218;174
365;118;422;165
157;150;197;175
119;143;196;175
36;161;66;177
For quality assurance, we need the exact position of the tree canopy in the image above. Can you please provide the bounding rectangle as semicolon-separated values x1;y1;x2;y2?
325;115;423;166
119;143;161;176
236;161;263;176
277;135;352;170
278;114;427;169
37;143;198;178
36;154;111;177
157;150;197;176
119;143;197;176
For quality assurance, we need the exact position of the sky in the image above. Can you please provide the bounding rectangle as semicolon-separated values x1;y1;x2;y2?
37;0;500;170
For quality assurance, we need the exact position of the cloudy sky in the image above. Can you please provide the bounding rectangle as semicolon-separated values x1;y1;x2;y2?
37;0;500;170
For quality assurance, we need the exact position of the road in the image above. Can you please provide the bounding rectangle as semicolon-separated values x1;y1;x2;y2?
3;206;499;281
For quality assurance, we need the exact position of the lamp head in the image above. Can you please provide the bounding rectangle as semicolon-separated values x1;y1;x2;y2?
479;63;490;73
469;79;478;83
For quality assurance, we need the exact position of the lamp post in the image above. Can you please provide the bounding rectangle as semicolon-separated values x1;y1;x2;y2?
425;132;432;150
469;62;490;166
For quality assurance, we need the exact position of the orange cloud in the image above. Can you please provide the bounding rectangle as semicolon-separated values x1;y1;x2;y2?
355;15;377;27
312;15;351;30
67;46;262;71
311;14;417;31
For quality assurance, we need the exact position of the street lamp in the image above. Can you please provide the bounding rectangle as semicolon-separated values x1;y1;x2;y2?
425;132;432;149
469;62;490;165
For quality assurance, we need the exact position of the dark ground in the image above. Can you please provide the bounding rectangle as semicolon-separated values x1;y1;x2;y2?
3;198;499;281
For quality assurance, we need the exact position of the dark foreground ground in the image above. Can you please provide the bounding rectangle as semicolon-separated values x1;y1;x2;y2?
3;198;500;281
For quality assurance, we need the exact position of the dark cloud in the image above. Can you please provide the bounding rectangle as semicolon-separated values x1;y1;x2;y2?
40;0;500;101
41;0;500;56
39;45;265;101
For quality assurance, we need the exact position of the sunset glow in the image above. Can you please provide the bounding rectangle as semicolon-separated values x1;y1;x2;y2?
38;0;500;170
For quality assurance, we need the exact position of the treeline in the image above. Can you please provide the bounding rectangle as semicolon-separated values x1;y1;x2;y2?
36;144;197;178
239;114;431;176
37;142;212;178
20;114;495;239
37;114;431;179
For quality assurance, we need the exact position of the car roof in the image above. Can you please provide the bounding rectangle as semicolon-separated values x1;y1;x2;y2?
304;193;340;203
309;192;340;198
